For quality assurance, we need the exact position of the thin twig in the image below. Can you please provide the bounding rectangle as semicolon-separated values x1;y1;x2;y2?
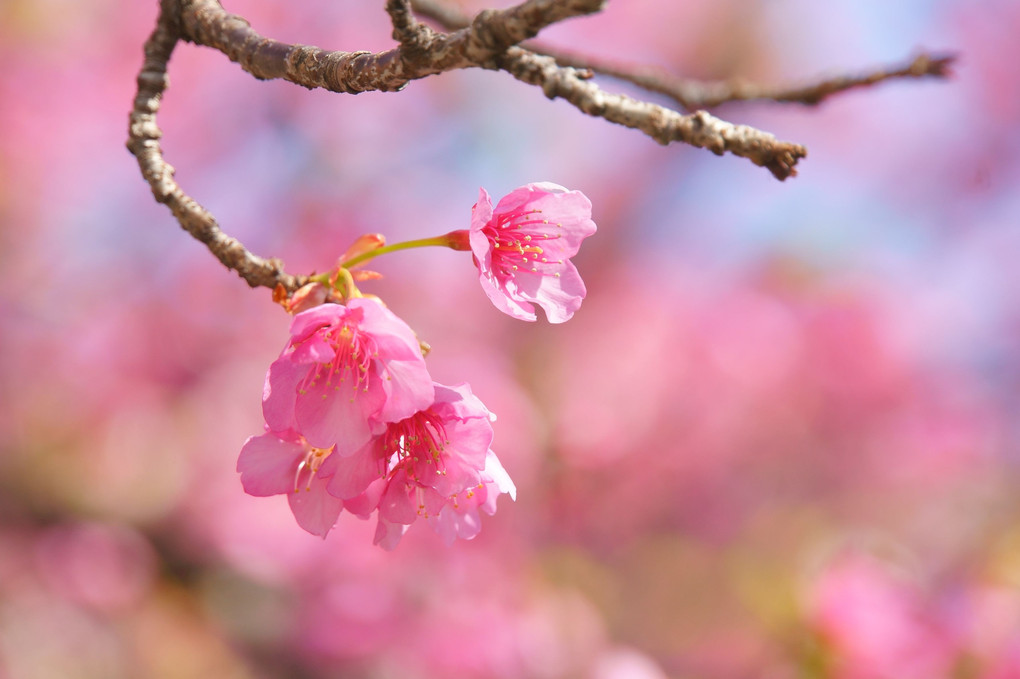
547;50;957;110
410;0;954;111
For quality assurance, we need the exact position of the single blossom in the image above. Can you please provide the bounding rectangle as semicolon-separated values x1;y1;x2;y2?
237;430;343;538
427;450;516;547
469;182;597;323
262;298;434;455
372;451;516;550
323;382;516;550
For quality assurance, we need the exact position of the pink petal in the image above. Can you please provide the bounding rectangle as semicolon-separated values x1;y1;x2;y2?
262;357;305;433
236;433;303;497
352;298;423;360
469;187;494;234
378;473;418;525
344;477;386;519
288;303;348;343
294;377;382;454
483;450;517;503
326;440;385;500
373;519;408;551
477;272;538;322
493;183;552;214
290;333;336;364
377;357;435;424
510;261;587;324
287;475;343;539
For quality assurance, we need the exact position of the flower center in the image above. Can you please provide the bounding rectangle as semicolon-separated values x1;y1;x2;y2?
488;208;564;278
293;445;334;492
304;323;377;395
382;411;449;481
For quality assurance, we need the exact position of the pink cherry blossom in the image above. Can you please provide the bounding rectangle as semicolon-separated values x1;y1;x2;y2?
237;430;343;539
262;298;434;455
323;383;515;549
428;450;516;546
469;182;597;323
372;450;515;550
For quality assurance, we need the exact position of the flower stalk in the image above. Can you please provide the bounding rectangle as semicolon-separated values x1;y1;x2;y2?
341;231;471;270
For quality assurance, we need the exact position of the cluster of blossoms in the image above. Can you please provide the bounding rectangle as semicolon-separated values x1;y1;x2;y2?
238;183;596;548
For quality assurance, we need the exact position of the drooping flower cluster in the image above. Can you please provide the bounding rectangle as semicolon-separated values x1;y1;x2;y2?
238;299;515;548
238;185;594;547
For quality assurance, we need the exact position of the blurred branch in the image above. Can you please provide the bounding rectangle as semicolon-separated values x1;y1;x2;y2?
547;51;958;110
411;0;954;111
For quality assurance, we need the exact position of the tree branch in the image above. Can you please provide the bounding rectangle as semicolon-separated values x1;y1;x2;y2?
126;0;306;291
411;0;953;112
129;0;952;293
176;0;605;94
127;0;617;293
545;50;957;110
498;49;806;179
176;0;806;178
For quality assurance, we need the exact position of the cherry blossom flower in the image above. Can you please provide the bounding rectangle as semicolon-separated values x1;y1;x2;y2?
237;430;343;538
427;450;516;546
262;298;434;455
469;182;597;323
372;451;516;550
323;383;516;549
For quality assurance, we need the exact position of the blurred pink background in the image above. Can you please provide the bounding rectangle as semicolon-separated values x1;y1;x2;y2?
2;0;1019;677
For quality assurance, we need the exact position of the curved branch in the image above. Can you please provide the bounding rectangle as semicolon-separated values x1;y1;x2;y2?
127;0;305;291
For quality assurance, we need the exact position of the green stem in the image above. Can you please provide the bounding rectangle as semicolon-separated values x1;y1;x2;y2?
341;235;461;269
